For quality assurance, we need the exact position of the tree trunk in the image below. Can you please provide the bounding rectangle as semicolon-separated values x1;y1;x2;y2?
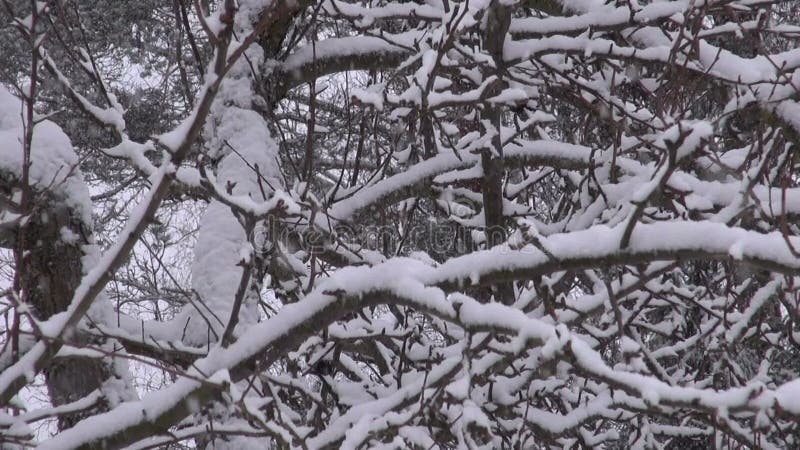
481;0;514;304
19;201;110;430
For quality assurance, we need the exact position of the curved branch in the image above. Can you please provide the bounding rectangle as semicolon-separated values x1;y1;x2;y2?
42;219;800;449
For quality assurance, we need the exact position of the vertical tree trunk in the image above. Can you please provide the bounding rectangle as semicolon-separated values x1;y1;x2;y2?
481;0;514;304
19;201;109;430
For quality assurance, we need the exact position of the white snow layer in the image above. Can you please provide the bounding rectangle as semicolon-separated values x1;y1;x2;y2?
0;85;91;224
184;35;282;345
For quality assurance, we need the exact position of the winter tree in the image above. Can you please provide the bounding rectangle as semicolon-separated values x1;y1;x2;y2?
1;0;800;448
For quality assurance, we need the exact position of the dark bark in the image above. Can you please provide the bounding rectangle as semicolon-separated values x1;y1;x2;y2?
19;201;110;430
481;0;514;304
